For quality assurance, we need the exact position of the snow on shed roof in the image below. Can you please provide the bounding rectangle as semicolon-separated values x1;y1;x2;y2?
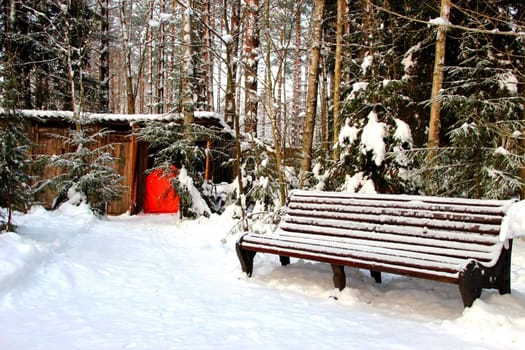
0;108;232;132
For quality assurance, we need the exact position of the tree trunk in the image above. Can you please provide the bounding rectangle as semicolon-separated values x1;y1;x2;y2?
117;0;152;114
262;0;287;206
98;0;110;112
332;0;344;161
203;0;214;109
320;55;329;155
223;0;240;127
223;0;246;228
182;3;195;128
291;1;303;149
244;0;259;135
300;0;325;188
428;0;451;149
62;11;81;123
147;1;154;113
119;1;135;114
156;0;165;114
520;60;525;200
190;0;208;111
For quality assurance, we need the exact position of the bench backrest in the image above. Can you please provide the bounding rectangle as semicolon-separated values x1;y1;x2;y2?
277;190;515;276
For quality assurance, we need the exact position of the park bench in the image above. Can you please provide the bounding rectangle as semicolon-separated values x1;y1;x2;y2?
236;190;517;307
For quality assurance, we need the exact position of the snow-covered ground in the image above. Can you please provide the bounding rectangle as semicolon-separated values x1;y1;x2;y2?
1;203;525;349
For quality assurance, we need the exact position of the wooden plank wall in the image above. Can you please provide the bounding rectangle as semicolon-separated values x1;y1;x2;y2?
32;124;133;215
106;132;133;215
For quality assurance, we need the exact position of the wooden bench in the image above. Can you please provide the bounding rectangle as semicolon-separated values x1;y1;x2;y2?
236;190;516;307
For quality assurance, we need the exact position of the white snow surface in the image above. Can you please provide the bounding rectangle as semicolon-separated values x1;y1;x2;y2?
498;72;519;93
348;82;369;99
429;17;450;26
360;111;386;166
1;203;525;349
501;200;525;240
361;54;373;75
338;118;359;146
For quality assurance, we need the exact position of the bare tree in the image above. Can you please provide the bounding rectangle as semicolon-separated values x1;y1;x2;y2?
260;0;293;206
291;1;305;150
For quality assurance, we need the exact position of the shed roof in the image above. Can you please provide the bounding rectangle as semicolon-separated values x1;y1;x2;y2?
0;108;233;134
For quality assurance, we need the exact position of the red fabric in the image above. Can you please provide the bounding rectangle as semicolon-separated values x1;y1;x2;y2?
143;168;179;213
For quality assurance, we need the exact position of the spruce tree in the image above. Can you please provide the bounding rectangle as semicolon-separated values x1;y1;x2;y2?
136;120;218;218
423;0;525;199
0;73;34;232
37;124;126;215
0;5;34;232
319;2;425;194
240;137;283;213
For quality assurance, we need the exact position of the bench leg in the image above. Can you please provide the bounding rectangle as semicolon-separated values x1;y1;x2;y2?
331;265;346;290
370;270;382;283
459;245;513;307
279;255;290;266
235;242;257;277
458;260;482;307
496;243;512;295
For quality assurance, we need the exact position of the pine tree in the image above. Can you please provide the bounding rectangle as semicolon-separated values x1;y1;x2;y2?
300;0;325;188
424;0;525;199
427;0;451;151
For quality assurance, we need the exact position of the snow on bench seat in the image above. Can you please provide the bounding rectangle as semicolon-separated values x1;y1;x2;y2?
236;190;516;307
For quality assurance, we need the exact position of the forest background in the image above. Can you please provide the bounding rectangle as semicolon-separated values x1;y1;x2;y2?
1;0;525;227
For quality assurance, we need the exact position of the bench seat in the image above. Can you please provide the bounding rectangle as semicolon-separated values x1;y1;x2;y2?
236;190;516;307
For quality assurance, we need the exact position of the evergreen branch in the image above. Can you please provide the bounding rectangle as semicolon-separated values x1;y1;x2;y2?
372;4;525;37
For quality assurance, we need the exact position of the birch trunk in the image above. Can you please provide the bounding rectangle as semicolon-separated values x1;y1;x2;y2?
520;54;525;200
182;4;195;127
203;0;214;109
223;0;240;126
244;0;259;135
291;2;303;149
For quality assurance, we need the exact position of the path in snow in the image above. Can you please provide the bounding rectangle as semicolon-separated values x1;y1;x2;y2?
1;208;525;349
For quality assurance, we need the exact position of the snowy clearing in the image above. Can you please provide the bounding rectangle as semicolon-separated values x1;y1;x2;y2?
1;203;525;349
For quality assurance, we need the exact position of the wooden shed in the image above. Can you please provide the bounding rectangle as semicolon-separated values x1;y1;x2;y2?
3;109;235;215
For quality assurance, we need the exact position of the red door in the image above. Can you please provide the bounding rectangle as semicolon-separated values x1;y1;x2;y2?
143;168;179;213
